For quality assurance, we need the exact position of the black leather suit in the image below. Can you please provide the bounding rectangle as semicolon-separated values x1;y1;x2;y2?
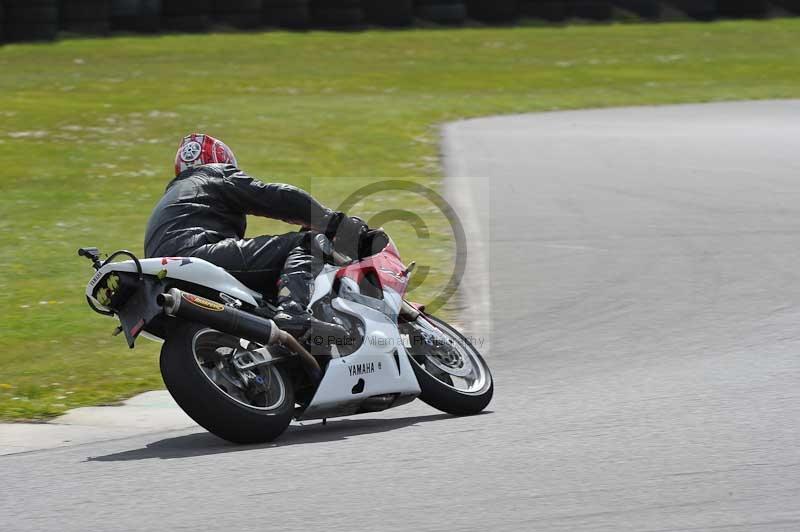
144;163;335;302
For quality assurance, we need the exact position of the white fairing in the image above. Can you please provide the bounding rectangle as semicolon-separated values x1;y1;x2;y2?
299;288;421;420
309;264;340;307
85;257;261;311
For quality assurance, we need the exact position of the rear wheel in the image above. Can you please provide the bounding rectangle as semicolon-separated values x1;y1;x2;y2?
160;321;294;444
402;315;493;416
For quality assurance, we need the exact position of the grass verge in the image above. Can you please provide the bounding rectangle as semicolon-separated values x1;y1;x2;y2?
1;19;799;419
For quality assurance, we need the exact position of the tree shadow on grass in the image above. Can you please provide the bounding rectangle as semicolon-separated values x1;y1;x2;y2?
87;412;492;462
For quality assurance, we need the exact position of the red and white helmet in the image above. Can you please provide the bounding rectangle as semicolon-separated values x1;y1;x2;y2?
174;133;238;176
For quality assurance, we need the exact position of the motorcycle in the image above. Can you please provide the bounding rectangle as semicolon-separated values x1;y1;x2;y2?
79;229;492;443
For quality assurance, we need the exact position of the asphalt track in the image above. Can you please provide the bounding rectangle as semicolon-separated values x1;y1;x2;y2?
3;101;800;531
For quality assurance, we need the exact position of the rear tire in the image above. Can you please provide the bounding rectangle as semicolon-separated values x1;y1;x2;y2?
160;321;294;444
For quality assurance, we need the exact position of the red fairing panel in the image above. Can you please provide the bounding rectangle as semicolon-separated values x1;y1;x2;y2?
336;242;409;296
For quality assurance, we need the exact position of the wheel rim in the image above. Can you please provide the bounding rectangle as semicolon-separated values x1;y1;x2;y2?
404;317;491;395
191;328;287;411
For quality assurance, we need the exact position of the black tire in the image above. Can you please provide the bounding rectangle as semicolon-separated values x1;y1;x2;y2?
664;0;716;21
140;0;161;15
466;0;517;22
407;315;493;416
414;0;458;6
311;0;359;7
717;0;768;18
112;14;161;31
60;0;111;21
62;20;110;33
4;18;59;41
0;2;5;43
4;0;57;9
212;0;262;28
312;6;364;26
214;0;262;10
215;12;264;28
4;0;58;39
415;3;466;24
262;0;304;5
362;0;413;26
773;1;800;14
162;14;211;31
6;5;59;22
162;0;211;16
568;0;612;19
160;321;295;444
263;3;310;28
111;0;161;31
111;0;140;17
610;0;659;18
59;0;111;33
519;0;567;21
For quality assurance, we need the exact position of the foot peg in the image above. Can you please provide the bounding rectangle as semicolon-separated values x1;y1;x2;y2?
272;309;348;340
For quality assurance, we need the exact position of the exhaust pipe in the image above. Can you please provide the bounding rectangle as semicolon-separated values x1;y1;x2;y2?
158;288;321;380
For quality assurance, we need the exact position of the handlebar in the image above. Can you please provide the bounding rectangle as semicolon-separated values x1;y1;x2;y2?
331;249;351;266
313;228;390;266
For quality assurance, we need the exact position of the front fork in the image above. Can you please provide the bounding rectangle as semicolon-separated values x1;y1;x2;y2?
400;299;422;321
399;301;454;350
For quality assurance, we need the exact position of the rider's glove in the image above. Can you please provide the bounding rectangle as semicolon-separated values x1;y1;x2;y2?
329;214;369;259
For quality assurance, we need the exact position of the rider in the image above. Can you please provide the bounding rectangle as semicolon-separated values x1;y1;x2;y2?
144;133;367;336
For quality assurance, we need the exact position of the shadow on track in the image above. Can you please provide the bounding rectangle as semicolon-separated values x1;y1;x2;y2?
87;412;461;461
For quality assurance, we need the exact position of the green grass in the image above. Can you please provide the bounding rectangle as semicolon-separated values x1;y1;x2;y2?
1;19;800;419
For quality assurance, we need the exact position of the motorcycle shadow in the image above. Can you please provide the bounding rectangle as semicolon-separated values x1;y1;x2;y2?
88;412;464;462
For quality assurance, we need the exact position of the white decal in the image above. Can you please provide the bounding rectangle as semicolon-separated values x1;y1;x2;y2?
180;141;202;162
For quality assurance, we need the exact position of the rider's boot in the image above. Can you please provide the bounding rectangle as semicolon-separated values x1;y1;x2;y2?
272;243;346;339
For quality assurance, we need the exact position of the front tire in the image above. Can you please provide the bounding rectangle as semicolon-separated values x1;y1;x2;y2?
160;321;294;444
404;315;493;416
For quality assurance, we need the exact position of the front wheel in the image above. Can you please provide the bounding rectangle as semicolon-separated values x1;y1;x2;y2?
401;315;493;416
160;321;295;444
